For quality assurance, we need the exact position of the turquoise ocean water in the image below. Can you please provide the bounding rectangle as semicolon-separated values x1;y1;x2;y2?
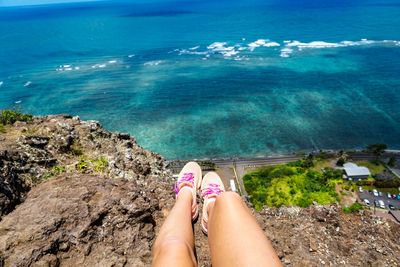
0;0;400;159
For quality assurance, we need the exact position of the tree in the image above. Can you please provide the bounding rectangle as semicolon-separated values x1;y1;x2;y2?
336;157;345;166
366;144;387;160
388;157;396;167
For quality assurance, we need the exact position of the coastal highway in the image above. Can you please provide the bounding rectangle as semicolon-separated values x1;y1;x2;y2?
210;155;300;167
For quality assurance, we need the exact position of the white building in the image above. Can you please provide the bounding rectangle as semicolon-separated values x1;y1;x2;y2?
343;162;371;181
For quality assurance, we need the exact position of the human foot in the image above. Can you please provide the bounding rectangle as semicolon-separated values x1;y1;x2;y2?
174;162;202;221
200;172;225;235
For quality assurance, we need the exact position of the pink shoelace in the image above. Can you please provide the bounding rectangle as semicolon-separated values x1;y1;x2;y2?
174;172;194;194
202;183;223;197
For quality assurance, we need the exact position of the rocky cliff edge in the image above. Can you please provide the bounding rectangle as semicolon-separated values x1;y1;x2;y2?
0;115;399;266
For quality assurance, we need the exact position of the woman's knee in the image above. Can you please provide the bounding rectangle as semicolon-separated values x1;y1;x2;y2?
217;192;242;202
153;237;196;266
153;237;193;257
215;191;242;205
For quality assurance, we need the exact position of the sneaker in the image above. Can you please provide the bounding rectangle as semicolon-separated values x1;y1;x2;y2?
174;162;202;221
201;171;225;235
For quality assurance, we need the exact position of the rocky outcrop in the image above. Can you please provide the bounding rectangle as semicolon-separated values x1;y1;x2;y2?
257;206;400;266
0;174;170;266
0;115;170;219
0;115;399;266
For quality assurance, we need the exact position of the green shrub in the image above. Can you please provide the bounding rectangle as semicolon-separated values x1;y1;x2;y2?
76;157;89;172
0;109;32;125
336;158;345;166
92;156;108;173
69;142;83;156
342;202;364;214
52;165;66;175
288;157;314;169
356;178;375;186
244;162;339;210
388;157;396;167
375;178;400;188
43;165;66;180
0;123;5;133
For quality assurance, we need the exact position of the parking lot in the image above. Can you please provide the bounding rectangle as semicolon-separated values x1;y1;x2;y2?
358;189;400;210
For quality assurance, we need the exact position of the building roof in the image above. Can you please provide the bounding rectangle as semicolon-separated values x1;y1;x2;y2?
343;162;371;177
343;162;358;168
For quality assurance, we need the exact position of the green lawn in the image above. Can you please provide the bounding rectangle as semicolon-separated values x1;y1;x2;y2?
311;158;332;172
243;161;341;210
355;160;386;175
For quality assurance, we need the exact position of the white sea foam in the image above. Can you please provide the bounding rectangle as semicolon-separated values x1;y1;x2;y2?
206;42;243;57
128;54;135;58
24;81;32;87
108;60;117;64
91;63;107;69
286;41;342;49
177;49;208;55
280;48;293;58
144;60;164;66
223;50;239;57
279;38;400;57
57;64;79;71
283;39;399;50
175;38;400;59
15;100;22;104
0;81;3;87
248;39;280;51
207;42;227;50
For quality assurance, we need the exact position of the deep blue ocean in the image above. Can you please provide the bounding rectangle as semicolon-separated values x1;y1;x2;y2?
0;0;399;159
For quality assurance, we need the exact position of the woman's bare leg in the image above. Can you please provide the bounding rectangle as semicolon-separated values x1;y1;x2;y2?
207;192;282;267
152;189;197;267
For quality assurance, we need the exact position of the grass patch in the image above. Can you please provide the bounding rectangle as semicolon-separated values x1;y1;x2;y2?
0;123;5;133
92;156;108;173
355;160;386;175
76;157;89;172
342;202;364;214
244;161;341;210
312;158;332;172
75;156;108;173
43;165;66;180
0;109;33;125
69;142;84;156
21;127;38;136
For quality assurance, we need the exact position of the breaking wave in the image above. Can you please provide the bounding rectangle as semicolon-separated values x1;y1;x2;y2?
172;38;400;59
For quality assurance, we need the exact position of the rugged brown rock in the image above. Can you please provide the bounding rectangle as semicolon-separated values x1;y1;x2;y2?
0;115;399;266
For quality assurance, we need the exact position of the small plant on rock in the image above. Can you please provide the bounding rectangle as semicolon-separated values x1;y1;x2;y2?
92;156;108;173
69;142;83;156
76;157;89;172
0;109;33;125
342;202;364;214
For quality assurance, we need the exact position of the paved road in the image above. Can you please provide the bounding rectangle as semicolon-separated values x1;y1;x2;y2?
359;190;400;210
211;155;300;167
